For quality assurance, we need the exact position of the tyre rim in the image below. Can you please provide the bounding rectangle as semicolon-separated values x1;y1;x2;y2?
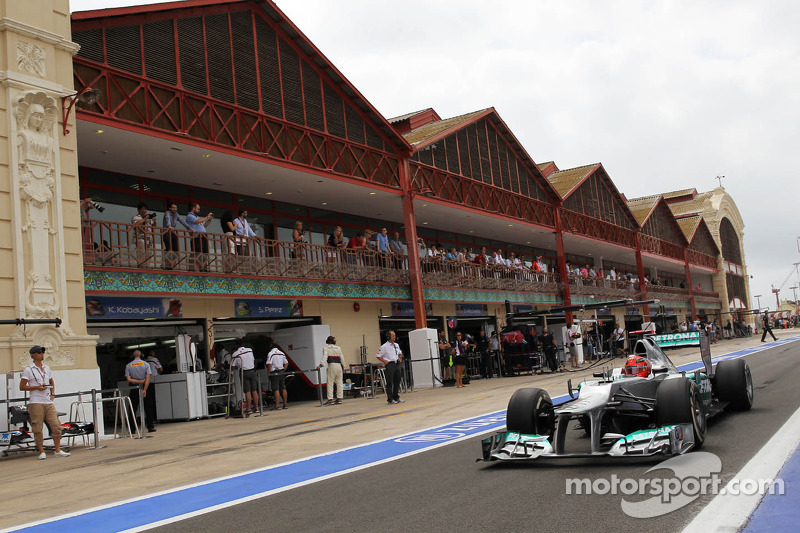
691;389;706;437
744;365;753;403
535;396;555;435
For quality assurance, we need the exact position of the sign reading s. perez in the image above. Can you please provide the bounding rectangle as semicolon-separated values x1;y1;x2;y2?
651;331;700;347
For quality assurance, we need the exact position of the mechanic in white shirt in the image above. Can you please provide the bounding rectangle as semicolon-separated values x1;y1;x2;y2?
377;330;404;404
231;345;258;417
19;345;70;459
267;343;290;410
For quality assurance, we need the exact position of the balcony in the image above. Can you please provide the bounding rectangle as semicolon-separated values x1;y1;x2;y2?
80;220;561;298
566;275;719;302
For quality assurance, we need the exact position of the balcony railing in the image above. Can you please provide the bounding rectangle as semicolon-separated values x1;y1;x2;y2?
421;258;560;292
80;220;561;295
566;275;719;301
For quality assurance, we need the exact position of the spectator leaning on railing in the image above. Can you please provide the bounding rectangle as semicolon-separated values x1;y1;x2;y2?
163;202;191;269
390;231;404;268
132;202;155;267
233;209;257;256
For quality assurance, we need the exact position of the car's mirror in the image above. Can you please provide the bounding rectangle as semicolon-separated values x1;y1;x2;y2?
652;367;669;374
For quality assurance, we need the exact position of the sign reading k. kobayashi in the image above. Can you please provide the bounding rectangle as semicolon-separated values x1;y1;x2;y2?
85;296;182;319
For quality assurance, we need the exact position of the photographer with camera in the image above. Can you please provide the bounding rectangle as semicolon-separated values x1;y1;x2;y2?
132;202;156;268
186;203;213;271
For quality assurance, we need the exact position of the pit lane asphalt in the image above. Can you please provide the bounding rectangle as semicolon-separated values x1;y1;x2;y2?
156;342;800;533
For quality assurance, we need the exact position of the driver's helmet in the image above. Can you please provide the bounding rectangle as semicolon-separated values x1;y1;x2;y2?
622;355;652;377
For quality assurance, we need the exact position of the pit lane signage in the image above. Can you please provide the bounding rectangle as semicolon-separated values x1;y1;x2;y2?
85;296;182;319
234;299;303;318
651;331;701;347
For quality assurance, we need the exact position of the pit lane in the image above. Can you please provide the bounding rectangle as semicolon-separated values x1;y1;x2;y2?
155;341;800;533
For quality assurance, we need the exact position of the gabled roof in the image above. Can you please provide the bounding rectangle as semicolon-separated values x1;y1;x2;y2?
537;161;559;178
545;163;600;199
662;188;698;200
72;0;410;154
389;108;439;123
626;195;661;226
402;109;489;146
667;191;713;217
675;215;702;242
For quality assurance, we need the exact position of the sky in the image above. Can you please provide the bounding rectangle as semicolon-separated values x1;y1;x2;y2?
69;0;800;309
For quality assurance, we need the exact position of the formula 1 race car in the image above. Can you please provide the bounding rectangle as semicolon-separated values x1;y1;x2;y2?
480;335;753;461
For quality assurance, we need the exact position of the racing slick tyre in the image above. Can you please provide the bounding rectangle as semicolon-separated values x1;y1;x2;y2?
715;359;754;411
655;378;706;449
506;388;555;439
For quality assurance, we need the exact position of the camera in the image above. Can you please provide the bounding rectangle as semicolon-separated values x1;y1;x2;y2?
147;212;157;219
89;201;105;213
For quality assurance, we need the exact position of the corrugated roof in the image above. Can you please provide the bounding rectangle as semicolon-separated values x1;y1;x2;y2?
675;215;701;242
403;109;488;146
537;161;554;170
662;188;697;200
668;191;713;217
388;109;432;123
626;196;661;225
545;163;599;199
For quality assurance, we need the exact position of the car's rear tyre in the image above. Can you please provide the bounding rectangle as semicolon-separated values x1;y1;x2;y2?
715;359;754;411
655;378;706;448
506;387;555;438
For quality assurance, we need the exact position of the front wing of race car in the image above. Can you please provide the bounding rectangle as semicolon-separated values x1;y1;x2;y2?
480;423;695;462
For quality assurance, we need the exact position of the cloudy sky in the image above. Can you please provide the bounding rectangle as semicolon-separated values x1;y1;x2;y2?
70;0;800;309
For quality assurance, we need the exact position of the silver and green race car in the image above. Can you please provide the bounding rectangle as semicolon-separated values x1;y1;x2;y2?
480;335;753;461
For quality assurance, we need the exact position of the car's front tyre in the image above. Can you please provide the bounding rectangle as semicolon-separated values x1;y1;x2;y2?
655;378;706;448
715;358;754;411
506;387;555;439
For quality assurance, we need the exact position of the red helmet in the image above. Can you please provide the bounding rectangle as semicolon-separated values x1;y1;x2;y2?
622;355;652;377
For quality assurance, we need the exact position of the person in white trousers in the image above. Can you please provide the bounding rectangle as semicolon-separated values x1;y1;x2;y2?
318;336;347;405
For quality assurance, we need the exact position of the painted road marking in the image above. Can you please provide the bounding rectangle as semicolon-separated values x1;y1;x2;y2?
742;441;800;532
5;336;797;533
683;402;800;533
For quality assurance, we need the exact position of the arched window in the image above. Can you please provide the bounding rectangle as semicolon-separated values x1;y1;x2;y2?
719;218;742;265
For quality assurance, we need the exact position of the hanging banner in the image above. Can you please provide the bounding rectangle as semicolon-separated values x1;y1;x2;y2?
234;299;303;318
651;331;701;347
390;302;433;317
455;303;488;316
85;296;182;319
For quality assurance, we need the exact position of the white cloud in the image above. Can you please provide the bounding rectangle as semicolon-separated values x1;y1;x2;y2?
69;0;800;303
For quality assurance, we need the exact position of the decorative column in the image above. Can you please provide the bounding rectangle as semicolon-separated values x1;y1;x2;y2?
634;233;650;317
399;158;427;329
0;1;98;383
683;249;697;321
553;208;572;323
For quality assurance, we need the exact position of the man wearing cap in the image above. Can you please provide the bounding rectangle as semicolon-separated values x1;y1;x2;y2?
125;350;156;433
377;330;404;404
231;344;259;417
19;346;70;459
318;336;347;405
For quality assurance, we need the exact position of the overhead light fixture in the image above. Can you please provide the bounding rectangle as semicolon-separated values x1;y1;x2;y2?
422;222;429;225
61;86;101;135
95;129;104;134
508;224;514;227
422;203;428;207
213;182;222;186
322;202;327;206
265;192;272;196
170;147;182;151
201;154;211;158
369;192;376;195
469;230;474;234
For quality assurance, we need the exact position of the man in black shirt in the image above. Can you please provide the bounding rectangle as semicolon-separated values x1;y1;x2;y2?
761;312;777;342
539;327;558;373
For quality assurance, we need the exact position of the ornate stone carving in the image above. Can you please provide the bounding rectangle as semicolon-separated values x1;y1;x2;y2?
16;41;46;77
14;327;76;369
15;91;59;318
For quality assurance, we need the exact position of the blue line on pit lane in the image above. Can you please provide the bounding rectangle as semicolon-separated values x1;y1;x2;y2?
11;336;797;532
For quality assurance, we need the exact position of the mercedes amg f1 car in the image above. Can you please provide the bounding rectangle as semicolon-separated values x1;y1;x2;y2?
480;335;753;461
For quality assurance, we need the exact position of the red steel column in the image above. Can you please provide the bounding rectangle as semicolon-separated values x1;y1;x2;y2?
554;209;573;324
684;249;697;321
399;158;427;329
634;233;650;317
